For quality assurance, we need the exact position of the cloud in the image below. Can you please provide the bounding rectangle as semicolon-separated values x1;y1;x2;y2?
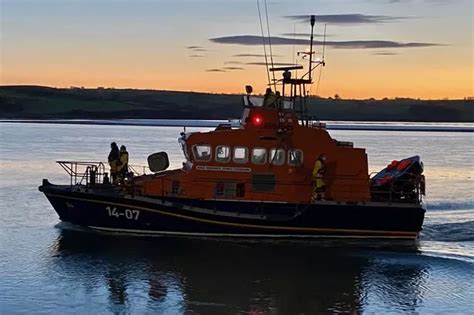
224;61;244;64
280;33;330;38
186;46;208;52
222;66;244;70
213;36;308;46
245;62;300;66
206;68;226;72
210;35;442;49
189;55;204;58
285;14;410;24
373;51;400;55
232;53;283;57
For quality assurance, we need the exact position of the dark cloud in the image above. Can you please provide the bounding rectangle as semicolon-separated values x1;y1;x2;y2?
232;53;283;57
373;51;400;55
189;55;204;58
285;14;409;24
245;62;300;66
206;68;226;72
210;35;442;49
223;66;244;70
224;61;244;64
186;46;208;52
213;36;308;46
280;33;329;38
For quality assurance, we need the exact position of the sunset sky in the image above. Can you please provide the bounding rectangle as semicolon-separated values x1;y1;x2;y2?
1;0;472;99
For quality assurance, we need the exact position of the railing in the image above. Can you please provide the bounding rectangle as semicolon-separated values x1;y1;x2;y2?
370;172;425;204
57;161;149;188
128;164;148;176
57;161;107;187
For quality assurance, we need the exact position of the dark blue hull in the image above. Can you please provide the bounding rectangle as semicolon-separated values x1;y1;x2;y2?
39;182;425;239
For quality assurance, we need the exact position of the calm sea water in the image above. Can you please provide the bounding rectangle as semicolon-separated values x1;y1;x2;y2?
0;122;473;314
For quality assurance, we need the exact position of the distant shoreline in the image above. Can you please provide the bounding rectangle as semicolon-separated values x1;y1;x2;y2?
1;119;473;132
1;85;473;123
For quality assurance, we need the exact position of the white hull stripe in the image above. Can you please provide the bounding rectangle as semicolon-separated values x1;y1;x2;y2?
88;226;417;240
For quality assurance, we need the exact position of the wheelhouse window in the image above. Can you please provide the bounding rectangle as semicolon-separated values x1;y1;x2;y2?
251;148;267;165
288;149;303;167
269;148;285;166
215;145;230;163
233;147;248;164
192;144;212;161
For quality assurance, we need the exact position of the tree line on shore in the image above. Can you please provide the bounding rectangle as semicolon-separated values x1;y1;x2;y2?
0;85;472;122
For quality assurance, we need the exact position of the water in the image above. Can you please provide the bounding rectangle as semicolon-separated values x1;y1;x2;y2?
0;122;473;314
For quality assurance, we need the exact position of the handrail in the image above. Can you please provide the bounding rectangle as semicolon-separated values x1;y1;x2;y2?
56;161;107;187
56;160;149;189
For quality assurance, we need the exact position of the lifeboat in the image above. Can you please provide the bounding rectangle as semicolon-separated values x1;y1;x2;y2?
39;16;426;239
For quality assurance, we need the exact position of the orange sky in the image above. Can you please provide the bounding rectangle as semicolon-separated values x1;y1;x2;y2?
1;0;472;99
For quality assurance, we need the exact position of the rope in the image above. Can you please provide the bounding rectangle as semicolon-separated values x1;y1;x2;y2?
256;0;271;86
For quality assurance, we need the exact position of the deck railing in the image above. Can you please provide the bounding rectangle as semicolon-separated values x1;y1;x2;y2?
56;161;149;187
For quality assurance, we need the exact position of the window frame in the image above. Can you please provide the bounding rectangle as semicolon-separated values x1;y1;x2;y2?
233;146;249;164
251;147;267;165
215;145;231;163
192;144;212;162
288;149;304;167
269;148;286;166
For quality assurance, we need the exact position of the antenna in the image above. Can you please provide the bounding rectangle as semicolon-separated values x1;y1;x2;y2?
322;24;327;65
264;0;277;91
256;0;271;86
308;15;316;82
315;24;327;96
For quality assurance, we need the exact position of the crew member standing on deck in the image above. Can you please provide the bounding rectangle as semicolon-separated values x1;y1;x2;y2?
108;142;120;184
117;145;129;182
312;154;327;201
263;88;277;108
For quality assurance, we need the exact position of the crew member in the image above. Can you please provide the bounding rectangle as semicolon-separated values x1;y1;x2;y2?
263;88;277;108
108;142;120;184
312;154;327;201
117;145;129;182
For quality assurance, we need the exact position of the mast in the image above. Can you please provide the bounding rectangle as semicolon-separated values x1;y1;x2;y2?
308;15;316;83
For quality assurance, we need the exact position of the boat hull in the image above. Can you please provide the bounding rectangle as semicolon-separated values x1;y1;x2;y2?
39;182;425;239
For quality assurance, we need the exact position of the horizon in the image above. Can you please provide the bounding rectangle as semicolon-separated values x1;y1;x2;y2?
1;84;472;101
1;0;473;99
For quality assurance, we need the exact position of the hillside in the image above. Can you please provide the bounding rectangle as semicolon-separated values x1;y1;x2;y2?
0;85;472;122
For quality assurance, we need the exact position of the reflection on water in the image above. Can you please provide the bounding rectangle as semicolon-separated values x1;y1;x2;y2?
46;228;431;314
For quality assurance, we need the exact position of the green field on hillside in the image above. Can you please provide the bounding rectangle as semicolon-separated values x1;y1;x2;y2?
0;85;472;122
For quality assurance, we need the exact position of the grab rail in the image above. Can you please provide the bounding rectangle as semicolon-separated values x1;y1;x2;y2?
56;161;150;188
57;161;107;187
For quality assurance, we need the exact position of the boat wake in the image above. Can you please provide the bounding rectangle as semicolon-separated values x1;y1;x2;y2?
421;221;474;242
427;200;474;211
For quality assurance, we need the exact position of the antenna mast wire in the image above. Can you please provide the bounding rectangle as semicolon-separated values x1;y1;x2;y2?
256;0;271;86
314;24;327;96
263;0;277;90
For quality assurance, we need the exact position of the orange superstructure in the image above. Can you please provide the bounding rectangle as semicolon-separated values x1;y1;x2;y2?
138;103;370;204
